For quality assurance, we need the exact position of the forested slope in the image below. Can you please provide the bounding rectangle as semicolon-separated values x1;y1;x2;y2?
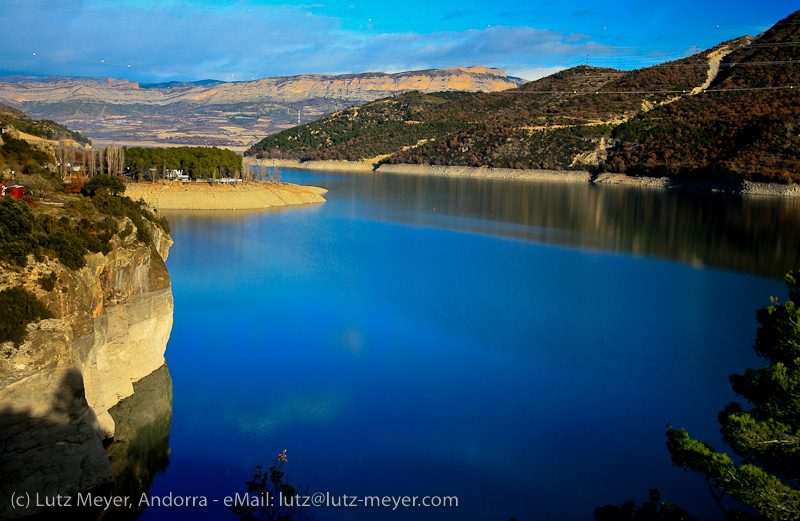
248;10;800;184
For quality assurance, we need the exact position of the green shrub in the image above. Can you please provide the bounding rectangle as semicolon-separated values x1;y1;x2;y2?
46;228;88;270
41;169;65;193
38;271;57;292
91;192;165;243
0;197;41;266
136;222;151;245
1;176;163;273
84;175;126;196
0;135;52;169
118;223;133;240
65;196;96;218
0;286;54;347
156;216;170;235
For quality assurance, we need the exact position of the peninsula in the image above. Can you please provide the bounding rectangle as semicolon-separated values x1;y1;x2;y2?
124;181;326;211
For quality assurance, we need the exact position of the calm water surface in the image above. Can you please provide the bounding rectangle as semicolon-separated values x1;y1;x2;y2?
137;171;800;521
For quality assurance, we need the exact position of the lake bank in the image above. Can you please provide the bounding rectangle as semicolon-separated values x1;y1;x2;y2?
246;159;800;197
245;158;376;172
125;181;327;210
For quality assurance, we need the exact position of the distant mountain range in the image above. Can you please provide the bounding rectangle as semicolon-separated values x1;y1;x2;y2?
0;75;227;90
0;67;524;148
250;10;800;184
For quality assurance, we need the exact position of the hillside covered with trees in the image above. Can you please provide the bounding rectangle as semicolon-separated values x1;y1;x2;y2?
247;9;800;184
605;13;800;182
0;103;89;145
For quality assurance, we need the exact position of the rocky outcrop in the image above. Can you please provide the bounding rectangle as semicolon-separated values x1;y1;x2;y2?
0;326;113;520
0;223;173;518
33;226;174;438
739;180;800;197
228;68;523;104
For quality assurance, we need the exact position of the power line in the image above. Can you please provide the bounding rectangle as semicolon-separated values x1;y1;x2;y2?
497;85;799;95
558;60;800;70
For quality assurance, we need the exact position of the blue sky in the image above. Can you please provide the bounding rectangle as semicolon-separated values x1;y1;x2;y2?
0;0;796;82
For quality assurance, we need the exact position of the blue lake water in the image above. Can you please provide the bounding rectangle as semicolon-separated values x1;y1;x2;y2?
138;171;800;521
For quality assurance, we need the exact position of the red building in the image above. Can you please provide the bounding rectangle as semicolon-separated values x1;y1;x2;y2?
1;181;24;199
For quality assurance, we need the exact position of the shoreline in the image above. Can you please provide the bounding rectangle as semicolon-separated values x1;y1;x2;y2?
248;159;800;197
244;158;376;172
124;180;327;210
376;163;593;183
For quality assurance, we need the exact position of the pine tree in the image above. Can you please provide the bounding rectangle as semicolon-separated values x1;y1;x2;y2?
666;271;800;521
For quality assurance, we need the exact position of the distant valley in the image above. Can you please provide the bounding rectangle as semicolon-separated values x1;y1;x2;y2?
0;67;524;148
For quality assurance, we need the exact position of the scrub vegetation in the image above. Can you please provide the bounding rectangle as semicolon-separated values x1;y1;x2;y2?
0;286;54;346
1;107;171;349
248;10;800;184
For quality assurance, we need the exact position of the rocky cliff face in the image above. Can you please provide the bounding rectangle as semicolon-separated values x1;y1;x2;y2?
0;67;523;106
0;224;173;519
198;67;522;104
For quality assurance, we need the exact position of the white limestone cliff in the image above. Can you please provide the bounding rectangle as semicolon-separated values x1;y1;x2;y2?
0;223;174;518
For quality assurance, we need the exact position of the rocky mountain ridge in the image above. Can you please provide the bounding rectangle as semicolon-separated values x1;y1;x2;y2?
0;66;525;147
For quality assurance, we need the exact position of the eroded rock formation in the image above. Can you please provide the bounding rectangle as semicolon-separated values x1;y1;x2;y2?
0;224;173;519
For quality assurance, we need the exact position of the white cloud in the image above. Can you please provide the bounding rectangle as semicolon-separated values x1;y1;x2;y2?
0;2;620;81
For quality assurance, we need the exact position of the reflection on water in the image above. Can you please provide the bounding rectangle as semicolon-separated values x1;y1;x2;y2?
144;171;799;521
103;364;173;521
283;171;800;278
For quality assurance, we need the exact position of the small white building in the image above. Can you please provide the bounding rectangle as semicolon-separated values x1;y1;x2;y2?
165;169;185;180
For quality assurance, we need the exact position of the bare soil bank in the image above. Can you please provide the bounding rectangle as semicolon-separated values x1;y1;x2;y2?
125;181;327;210
245;158;376;172
253;159;800;197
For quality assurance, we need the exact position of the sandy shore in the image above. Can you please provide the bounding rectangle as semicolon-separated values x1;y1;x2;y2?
125;181;327;210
